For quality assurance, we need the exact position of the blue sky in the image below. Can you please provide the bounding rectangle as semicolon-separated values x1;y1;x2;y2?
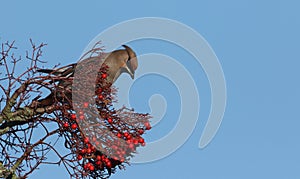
1;0;300;179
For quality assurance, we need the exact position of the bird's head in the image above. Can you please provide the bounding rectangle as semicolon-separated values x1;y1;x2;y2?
121;45;138;79
103;45;138;84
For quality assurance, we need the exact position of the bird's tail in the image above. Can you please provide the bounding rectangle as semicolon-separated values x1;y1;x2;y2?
37;69;54;74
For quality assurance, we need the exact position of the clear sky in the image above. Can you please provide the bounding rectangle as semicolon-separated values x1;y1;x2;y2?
1;0;300;179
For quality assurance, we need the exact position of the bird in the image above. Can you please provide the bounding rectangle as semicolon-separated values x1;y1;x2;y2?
35;45;138;107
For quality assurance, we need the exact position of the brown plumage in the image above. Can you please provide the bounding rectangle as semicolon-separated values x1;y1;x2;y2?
36;45;138;107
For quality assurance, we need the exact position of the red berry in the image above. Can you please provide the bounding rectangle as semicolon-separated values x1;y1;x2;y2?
71;123;78;130
77;155;83;160
90;145;95;152
141;142;146;146
107;118;113;124
63;122;69;128
96;160;102;166
138;138;145;144
98;95;103;100
101;73;107;79
84;137;89;144
133;139;139;145
83;102;89;108
105;158;110;163
86;148;92;154
80;149;86;154
70;114;76;120
124;132;129;137
138;129;144;135
86;162;91;168
126;134;131;140
102;155;106;161
106;161;112;168
96;155;101;161
79;115;84;120
89;164;95;171
129;143;134;149
117;133;122;138
145;122;151;130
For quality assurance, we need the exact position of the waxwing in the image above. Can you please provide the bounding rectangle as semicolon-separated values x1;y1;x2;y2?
36;45;138;107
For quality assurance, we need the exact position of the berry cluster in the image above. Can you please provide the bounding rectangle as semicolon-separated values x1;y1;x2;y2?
56;65;151;178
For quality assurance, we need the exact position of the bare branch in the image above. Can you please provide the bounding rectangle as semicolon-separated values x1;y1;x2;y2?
0;39;152;179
